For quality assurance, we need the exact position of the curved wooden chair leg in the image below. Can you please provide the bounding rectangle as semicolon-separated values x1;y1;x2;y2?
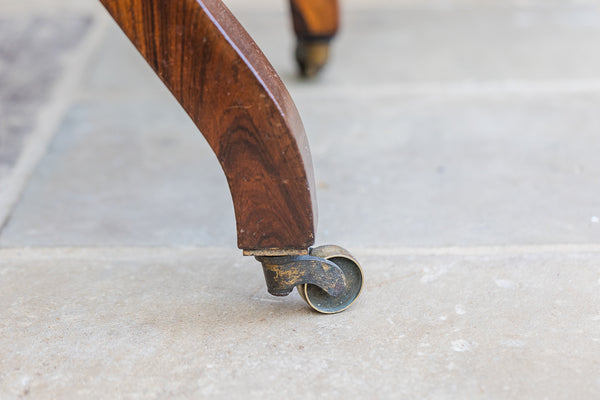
99;0;316;254
99;0;364;312
289;0;340;77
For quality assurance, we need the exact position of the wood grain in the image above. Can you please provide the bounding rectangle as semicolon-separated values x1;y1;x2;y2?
99;0;317;252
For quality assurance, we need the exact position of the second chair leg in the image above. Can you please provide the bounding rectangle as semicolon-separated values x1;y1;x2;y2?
289;0;340;77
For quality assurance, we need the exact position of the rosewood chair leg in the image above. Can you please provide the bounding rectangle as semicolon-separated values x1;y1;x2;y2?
99;0;362;313
289;0;340;77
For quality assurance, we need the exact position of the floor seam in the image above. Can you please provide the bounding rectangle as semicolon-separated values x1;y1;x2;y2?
289;80;600;98
1;243;600;261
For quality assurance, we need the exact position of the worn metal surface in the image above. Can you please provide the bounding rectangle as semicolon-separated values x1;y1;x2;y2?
243;248;308;257
257;254;346;297
298;245;363;314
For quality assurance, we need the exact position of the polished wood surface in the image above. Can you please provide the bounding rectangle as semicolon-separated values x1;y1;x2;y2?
290;0;339;40
99;0;317;252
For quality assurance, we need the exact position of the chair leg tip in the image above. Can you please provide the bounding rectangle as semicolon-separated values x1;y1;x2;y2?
295;40;331;78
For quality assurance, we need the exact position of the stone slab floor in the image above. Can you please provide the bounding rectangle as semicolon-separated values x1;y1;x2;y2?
1;0;600;398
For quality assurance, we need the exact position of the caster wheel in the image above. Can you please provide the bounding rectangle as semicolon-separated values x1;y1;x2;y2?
295;40;330;78
297;245;363;314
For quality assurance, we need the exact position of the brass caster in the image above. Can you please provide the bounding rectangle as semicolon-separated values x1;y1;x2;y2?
295;40;331;78
297;245;363;314
256;245;363;314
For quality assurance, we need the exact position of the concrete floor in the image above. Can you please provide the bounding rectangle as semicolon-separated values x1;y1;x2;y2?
1;0;600;398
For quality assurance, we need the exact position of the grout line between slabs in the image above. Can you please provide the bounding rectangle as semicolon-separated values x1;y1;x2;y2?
2;243;600;262
288;80;600;98
69;78;600;104
354;244;600;256
0;14;109;235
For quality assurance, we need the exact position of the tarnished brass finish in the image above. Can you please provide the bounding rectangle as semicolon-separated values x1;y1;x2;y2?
257;255;346;297
244;248;309;257
297;245;363;314
255;245;363;314
295;40;331;78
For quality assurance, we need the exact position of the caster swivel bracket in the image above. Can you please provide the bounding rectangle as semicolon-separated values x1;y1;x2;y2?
255;245;363;314
256;255;346;297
